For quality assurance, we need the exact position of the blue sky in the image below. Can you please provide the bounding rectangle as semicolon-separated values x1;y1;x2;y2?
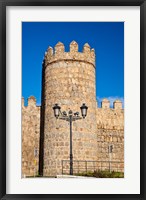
22;22;124;107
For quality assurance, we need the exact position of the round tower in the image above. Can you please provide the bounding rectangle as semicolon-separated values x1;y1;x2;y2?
41;41;97;176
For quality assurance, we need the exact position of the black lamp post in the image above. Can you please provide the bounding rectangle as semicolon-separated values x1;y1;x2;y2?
52;103;88;175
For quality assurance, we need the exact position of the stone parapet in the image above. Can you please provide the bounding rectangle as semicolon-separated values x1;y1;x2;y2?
43;41;95;67
96;107;124;130
99;98;123;110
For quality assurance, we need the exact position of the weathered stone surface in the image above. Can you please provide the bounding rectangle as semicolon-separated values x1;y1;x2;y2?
42;65;97;175
22;41;124;177
22;96;40;177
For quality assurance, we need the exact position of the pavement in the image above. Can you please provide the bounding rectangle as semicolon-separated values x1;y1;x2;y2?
57;175;96;178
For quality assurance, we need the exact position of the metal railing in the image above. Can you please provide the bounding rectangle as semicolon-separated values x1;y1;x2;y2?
62;160;124;175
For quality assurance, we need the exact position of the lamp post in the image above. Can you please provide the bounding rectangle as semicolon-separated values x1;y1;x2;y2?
53;103;88;175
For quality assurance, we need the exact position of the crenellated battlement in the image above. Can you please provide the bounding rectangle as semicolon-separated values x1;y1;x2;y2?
96;98;124;131
22;96;40;108
43;41;95;67
22;97;123;110
99;98;123;109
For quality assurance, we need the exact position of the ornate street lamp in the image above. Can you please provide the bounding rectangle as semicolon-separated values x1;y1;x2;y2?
80;103;88;118
53;104;61;118
53;103;88;175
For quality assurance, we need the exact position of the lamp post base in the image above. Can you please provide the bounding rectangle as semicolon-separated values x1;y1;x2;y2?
70;154;73;175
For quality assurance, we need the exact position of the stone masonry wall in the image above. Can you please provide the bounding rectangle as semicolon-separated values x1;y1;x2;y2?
22;96;124;176
22;41;124;176
42;41;98;176
22;96;40;177
96;99;124;172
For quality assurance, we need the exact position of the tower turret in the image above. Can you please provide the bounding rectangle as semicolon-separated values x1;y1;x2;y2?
40;41;97;176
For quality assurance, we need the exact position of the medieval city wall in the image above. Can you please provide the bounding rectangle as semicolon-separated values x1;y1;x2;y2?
22;96;124;176
96;99;124;172
22;96;40;177
22;41;124;177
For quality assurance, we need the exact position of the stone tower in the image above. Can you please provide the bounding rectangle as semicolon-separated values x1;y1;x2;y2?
39;41;98;176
